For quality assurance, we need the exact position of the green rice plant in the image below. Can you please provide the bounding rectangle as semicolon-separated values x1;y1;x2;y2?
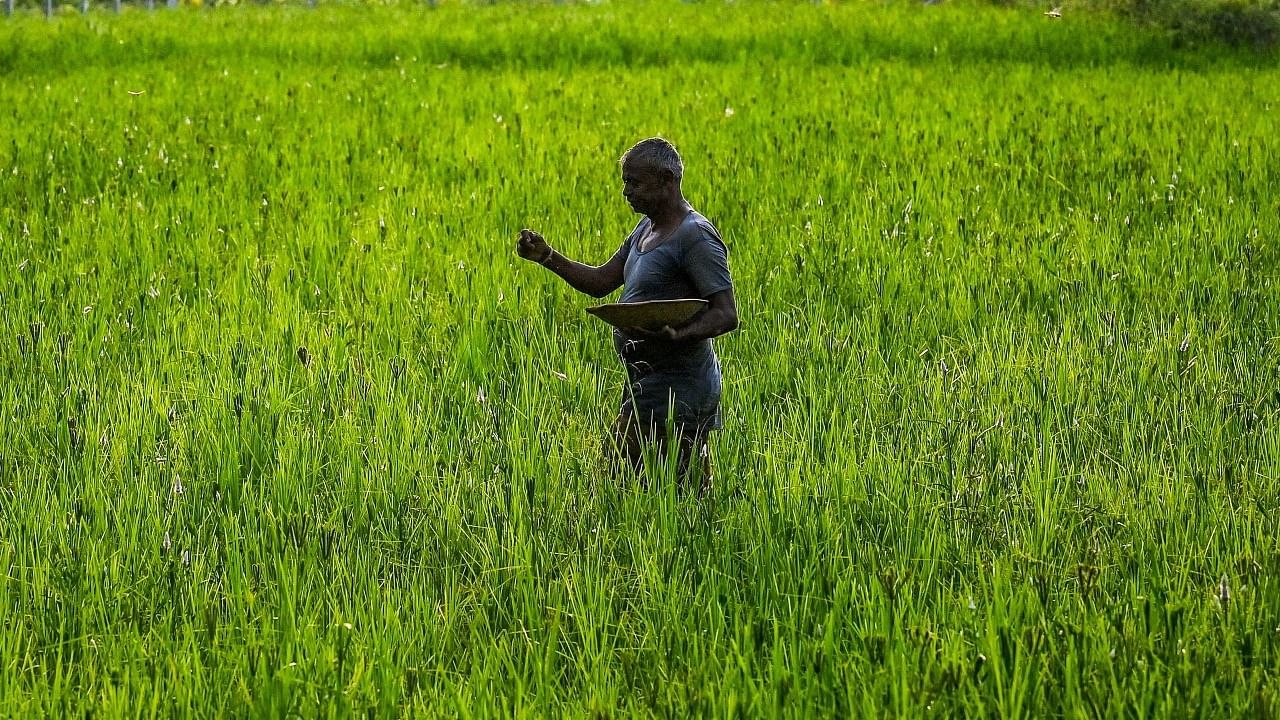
1;1;1278;717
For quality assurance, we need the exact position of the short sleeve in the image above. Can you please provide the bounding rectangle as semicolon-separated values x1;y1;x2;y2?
681;222;733;299
610;219;645;265
607;236;631;267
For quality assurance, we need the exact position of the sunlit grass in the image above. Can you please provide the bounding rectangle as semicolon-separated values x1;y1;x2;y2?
1;1;1278;716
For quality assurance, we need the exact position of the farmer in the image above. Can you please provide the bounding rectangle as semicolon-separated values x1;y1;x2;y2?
516;137;739;492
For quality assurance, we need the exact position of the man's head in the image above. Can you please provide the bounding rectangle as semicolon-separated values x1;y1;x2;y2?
619;137;684;217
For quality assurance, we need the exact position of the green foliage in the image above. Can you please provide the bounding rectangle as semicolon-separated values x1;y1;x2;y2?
1;2;1278;717
1147;0;1280;48
996;0;1280;48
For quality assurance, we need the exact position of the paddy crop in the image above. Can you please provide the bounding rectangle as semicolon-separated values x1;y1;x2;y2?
1;1;1278;717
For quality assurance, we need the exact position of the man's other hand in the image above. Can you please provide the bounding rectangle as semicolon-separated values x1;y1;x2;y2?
516;229;553;264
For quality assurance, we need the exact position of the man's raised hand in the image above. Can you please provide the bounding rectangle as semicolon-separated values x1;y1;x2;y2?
516;229;553;264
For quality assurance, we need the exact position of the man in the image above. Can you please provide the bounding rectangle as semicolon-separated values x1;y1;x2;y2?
515;137;739;492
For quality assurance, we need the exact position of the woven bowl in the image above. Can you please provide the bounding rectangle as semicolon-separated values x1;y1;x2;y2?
585;299;709;330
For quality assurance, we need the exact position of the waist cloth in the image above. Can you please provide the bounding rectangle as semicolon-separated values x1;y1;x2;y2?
613;330;722;437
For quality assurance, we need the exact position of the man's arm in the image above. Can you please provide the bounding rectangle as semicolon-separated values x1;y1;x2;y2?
540;247;625;299
517;228;624;299
670;288;739;342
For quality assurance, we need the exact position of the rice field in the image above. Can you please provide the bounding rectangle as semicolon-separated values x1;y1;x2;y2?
2;1;1279;716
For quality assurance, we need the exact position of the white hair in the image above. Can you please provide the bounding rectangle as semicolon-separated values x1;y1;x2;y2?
620;137;683;181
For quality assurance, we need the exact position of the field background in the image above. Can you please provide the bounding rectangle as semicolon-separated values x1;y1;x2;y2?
2;1;1279;716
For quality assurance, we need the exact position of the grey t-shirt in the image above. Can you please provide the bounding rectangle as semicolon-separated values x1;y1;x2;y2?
608;210;733;433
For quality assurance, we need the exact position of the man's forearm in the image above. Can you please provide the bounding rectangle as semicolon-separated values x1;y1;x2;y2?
541;250;614;298
673;308;738;343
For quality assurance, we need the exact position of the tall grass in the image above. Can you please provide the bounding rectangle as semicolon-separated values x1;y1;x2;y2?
2;1;1278;716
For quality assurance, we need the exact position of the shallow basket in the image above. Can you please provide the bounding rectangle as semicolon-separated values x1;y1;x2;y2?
585;299;709;331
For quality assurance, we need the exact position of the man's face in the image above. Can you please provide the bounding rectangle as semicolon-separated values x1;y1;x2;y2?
621;161;670;216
